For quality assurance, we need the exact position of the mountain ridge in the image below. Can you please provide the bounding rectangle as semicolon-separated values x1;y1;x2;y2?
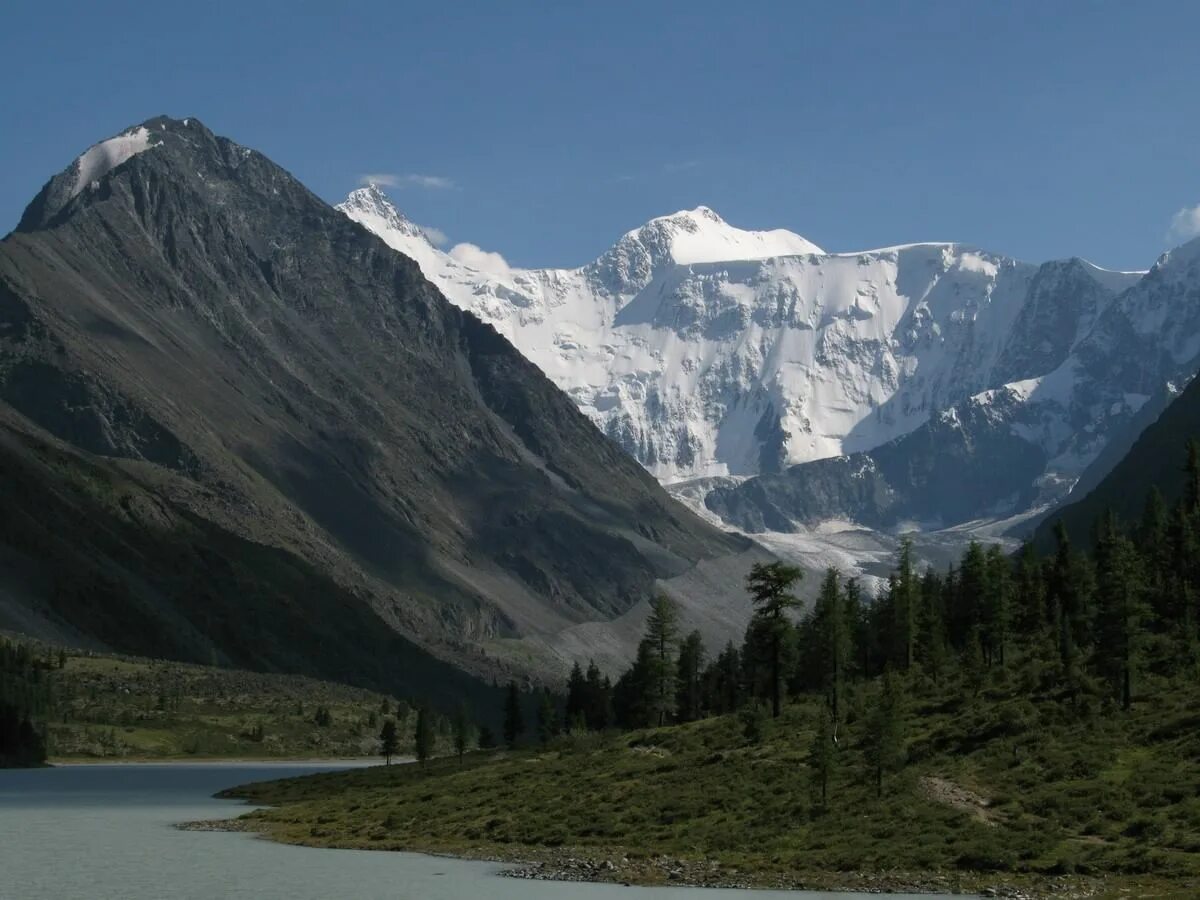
0;117;756;686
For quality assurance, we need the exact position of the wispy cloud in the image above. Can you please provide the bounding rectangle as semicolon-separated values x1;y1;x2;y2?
358;173;458;190
662;159;701;174
420;225;449;247
1167;203;1200;244
449;242;511;276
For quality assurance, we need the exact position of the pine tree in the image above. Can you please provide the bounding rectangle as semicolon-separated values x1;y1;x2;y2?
644;594;680;726
414;706;433;765
379;718;399;765
502;681;524;749
674;630;705;723
746;561;803;717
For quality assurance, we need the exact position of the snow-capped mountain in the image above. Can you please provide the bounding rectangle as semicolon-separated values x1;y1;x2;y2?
340;185;1156;515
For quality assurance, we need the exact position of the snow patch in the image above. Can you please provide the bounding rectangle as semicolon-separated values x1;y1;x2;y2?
71;127;157;198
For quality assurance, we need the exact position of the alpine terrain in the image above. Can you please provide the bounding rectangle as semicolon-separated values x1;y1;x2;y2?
0;117;759;694
341;186;1200;550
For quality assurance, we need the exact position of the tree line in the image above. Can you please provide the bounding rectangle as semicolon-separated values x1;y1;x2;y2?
492;442;1200;797
0;639;51;767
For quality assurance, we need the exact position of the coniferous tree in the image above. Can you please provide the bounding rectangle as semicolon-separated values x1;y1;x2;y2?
414;706;433;765
502;681;524;749
675;630;706;723
379;718;399;765
536;690;557;745
812;568;850;723
746;561;803;717
564;661;587;728
984;545;1012;667
584;661;612;730
702;641;743;715
864;671;905;798
894;539;919;670
452;703;472;763
809;705;836;809
917;566;948;684
644;594;680;726
1093;514;1147;709
1014;541;1047;636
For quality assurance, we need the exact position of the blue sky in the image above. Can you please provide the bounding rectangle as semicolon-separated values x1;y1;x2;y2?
3;0;1198;271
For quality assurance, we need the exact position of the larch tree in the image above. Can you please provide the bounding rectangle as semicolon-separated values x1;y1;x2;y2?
746;561;803;718
644;593;680;726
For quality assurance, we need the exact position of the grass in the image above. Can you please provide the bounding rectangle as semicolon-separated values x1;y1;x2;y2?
221;667;1200;897
40;648;416;761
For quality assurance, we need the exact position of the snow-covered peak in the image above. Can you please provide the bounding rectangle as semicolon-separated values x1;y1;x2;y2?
339;184;431;248
611;206;824;267
71;126;159;198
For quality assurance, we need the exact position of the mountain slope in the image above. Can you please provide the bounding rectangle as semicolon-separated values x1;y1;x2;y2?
1033;332;1200;548
707;239;1200;533
341;187;1143;495
0;117;752;685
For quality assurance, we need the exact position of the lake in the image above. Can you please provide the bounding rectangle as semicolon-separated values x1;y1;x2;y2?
0;763;953;899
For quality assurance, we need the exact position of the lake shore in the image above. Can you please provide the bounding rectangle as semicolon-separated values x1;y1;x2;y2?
183;811;1095;898
51;756;385;766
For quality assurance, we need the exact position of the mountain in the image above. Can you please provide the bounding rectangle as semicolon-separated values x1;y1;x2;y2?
0;117;756;690
1030;301;1200;549
707;239;1200;534
341;186;1177;535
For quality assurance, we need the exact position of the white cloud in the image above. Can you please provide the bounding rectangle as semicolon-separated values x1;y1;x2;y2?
358;173;457;190
1167;203;1200;244
419;225;448;247
449;242;511;276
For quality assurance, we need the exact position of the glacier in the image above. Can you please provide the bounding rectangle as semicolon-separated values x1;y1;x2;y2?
339;184;1152;499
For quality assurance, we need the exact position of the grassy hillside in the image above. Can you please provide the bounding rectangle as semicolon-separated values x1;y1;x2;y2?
1;636;434;761
220;667;1200;898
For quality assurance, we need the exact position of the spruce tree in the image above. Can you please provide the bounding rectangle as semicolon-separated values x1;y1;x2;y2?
746;561;803;717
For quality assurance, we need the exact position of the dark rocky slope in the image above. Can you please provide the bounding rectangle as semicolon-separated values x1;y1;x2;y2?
0;117;747;687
